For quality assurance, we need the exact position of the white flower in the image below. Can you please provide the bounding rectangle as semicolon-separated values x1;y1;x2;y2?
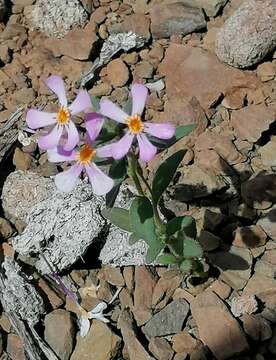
78;302;109;337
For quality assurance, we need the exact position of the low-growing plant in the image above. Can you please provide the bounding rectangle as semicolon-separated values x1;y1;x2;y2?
26;75;204;274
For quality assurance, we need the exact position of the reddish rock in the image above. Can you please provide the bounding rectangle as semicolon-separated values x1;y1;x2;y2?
106;59;129;87
208;280;231;300
243;274;276;309
38;278;64;309
233;226;267;248
172;330;199;354
241;314;272;341
262;249;276;265
148;337;174;360
159;44;259;111
119;13;151;40
7;334;26;360
101;266;125;287
231;104;276;143
222;87;247;109
257;62;276;82
152;274;182;309
190;290;249;360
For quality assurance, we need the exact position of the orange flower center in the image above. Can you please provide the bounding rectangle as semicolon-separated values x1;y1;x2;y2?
57;107;70;125
77;144;96;165
127;114;144;134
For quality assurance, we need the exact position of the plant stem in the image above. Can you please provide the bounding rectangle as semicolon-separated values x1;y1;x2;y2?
127;154;144;196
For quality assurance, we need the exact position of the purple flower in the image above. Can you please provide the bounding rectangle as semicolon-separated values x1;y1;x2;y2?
26;75;92;151
48;140;114;195
98;83;175;162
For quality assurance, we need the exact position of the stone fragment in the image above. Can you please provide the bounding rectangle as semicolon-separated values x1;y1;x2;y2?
7;334;26;360
0;0;7;21
254;259;276;278
38;278;64;309
118;309;154;360
0;218;13;239
232;226;267;249
142;299;189;338
190;346;210;360
243;274;276;309
159;44;258;111
134;61;154;79
222;87;246;110
172;330;199;354
44;19;98;60
123;266;134;291
257;62;276;82
241;314;272;341
208;280;231;300
150;2;206;39
148;337;174;360
71;320;122;360
133;266;156;326
152;274;182;309
101;266;125;287
117;13;151;40
181;0;228;17
216;0;276;68
198;230;221;251
258;208;276;241
44;310;75;360
231;105;276;143
230;295;258;317
190;290;249;359
263;249;276;265
90;83;112;97
208;246;252;290
259;140;276;167
241;172;276;210
13;148;33;171
106;58;129;87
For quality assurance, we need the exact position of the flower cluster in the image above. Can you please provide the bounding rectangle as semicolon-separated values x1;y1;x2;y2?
27;75;175;195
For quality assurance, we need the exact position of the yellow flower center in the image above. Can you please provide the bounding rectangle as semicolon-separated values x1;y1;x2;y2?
57;106;70;125
127;114;144;134
77;144;96;165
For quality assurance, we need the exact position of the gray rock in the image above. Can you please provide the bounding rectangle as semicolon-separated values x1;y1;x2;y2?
150;2;206;39
258;207;276;240
44;310;75;360
255;259;276;278
181;0;229;17
142;299;189;338
216;0;276;68
0;258;45;325
230;295;258;317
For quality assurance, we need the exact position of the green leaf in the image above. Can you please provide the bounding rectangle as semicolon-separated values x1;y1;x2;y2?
157;253;178;265
183;238;203;259
129;232;141;245
130;197;164;262
102;207;132;232
97;120;119;144
123;97;132;114
174;124;197;142
109;158;127;186
152;150;186;204
90;95;100;111
105;184;120;208
166;216;196;237
180;259;193;273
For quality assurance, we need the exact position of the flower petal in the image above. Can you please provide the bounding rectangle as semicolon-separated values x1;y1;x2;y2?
100;99;128;123
131;83;148;116
63;121;79;151
89;302;107;316
69;90;91;115
85;113;104;142
144;123;175;139
96;143;114;158
112;132;134;160
26;109;56;129
85;163;114;196
79;316;90;338
55;163;83;193
47;147;77;163
37;125;63;150
45;75;67;107
137;134;157;162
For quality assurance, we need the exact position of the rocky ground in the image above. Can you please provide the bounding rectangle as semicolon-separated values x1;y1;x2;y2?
0;0;276;359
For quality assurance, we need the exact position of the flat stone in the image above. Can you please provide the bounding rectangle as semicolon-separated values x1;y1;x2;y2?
230;295;258;317
181;0;228;17
259;140;276;167
172;330;199;354
216;0;276;68
208;246;252;290
241;314;272;341
254;259;276;278
71;320;122;360
45;19;98;60
150;1;206;39
159;44;259;111
152;274;182;309
148;337;174;360
231;105;276;143
7;334;26;360
257;62;276;82
142;299;189;338
116;13;151;40
133;266;157;326
101;266;125;287
190;290;249;360
118;309;154;360
134;61;154;79
44;309;75;360
243;274;276;309
198;230;221;251
262;249;276;265
232;226;267;249
208;280;231;300
258;208;276;240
